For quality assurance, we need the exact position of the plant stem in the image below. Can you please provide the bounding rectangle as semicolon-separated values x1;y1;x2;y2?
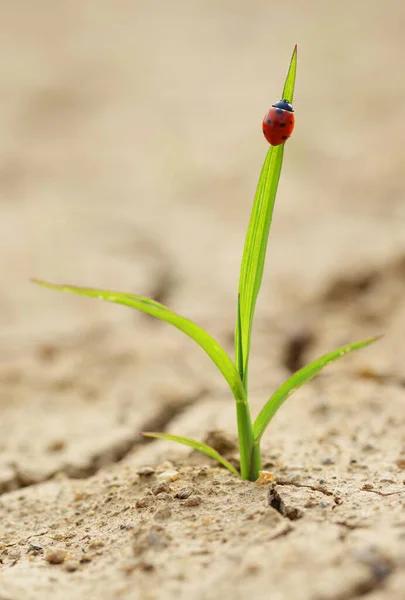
235;399;255;480
249;439;262;481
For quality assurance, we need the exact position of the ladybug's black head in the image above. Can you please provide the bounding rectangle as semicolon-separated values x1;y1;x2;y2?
272;99;294;112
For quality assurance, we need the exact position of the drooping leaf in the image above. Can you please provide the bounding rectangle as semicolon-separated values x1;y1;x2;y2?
141;432;239;477
253;336;380;442
32;280;246;404
235;45;297;389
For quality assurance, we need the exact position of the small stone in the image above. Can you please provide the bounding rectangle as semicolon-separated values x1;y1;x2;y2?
156;470;179;482
47;439;66;453
184;495;202;507
321;457;335;465
137;466;155;476
138;560;155;572
158;493;173;502
396;458;405;470
152;481;171;496
255;471;274;486
154;506;172;521
175;487;194;499
45;549;67;564
362;483;374;490
64;560;80;572
80;553;93;563
27;544;43;555
88;540;104;550
136;496;154;508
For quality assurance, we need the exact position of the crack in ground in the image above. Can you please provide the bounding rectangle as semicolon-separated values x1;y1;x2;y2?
0;387;207;496
267;484;304;521
361;487;405;497
275;478;339;499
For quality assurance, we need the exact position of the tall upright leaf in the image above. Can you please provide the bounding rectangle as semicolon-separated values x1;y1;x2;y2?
235;46;297;390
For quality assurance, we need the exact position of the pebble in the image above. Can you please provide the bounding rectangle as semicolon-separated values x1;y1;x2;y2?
156;470;179;482
64;560;80;572
175;487;194;499
254;471;274;486
47;439;66;453
184;495;202;507
137;466;155;476
136;496;155;508
321;457;335;465
152;481;171;496
80;553;93;563
158;493;173;502
88;540;104;550
45;549;67;564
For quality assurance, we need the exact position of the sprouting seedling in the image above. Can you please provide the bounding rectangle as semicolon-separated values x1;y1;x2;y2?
33;46;379;482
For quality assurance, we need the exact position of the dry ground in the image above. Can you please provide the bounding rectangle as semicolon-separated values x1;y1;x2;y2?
1;1;405;599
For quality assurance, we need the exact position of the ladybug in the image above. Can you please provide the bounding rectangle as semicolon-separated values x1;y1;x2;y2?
262;99;295;146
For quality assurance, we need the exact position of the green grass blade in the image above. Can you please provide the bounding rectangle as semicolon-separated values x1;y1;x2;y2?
253;335;380;442
235;46;297;390
33;279;246;405
235;293;243;380
282;45;297;103
235;145;284;389
141;432;239;477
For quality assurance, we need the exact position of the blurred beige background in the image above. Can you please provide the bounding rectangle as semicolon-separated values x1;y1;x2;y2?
1;0;404;340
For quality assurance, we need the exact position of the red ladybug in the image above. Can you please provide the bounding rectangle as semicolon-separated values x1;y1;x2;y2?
262;99;295;146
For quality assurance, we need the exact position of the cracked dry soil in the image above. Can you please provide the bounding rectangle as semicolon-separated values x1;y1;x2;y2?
1;1;405;599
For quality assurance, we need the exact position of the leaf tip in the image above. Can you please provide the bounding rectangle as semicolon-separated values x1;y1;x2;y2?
364;333;384;345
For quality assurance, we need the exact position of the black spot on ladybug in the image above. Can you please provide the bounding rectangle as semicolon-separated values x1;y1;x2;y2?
266;120;272;124
281;136;287;140
279;123;286;128
290;120;293;124
276;109;284;115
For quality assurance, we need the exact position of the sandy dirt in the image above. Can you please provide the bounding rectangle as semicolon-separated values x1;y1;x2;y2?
1;1;405;598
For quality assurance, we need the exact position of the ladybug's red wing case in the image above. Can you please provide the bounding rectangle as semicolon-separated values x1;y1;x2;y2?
262;99;295;147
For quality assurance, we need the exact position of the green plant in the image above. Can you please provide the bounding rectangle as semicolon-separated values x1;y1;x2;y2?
33;46;378;481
